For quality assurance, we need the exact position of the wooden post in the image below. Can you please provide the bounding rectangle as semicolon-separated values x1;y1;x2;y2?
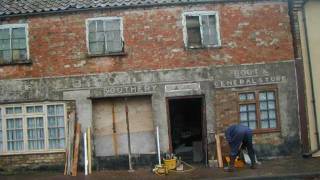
72;123;81;176
112;101;118;156
87;128;92;174
215;134;223;168
125;97;134;172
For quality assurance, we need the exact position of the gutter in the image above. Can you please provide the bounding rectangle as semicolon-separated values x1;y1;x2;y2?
302;2;320;151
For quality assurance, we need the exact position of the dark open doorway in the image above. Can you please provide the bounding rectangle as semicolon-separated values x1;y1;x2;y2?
167;96;205;163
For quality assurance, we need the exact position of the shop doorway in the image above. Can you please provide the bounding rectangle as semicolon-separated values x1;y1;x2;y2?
167;96;206;163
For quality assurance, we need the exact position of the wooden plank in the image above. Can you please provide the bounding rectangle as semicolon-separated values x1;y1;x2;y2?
87;127;92;174
112;102;118;156
215;134;223;168
72;123;81;176
67;111;76;175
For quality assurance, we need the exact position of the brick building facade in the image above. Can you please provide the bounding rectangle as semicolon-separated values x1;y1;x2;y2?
0;0;300;171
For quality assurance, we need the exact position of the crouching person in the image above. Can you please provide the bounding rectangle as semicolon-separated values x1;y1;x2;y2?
224;124;256;172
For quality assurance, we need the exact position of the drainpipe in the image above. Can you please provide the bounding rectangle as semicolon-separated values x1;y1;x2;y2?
302;5;320;150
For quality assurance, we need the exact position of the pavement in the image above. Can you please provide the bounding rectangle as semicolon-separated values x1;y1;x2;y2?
1;157;320;180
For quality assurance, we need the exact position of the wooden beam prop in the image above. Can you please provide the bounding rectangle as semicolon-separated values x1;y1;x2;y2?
215;134;223;168
72;123;81;176
87;127;92;174
112;101;118;156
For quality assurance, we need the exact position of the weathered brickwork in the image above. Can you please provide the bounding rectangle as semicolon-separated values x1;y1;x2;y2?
0;1;294;79
0;152;65;172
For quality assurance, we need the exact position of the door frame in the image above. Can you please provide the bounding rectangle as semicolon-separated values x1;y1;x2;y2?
166;95;207;163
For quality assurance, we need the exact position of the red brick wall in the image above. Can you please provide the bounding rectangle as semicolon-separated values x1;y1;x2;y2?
0;2;294;79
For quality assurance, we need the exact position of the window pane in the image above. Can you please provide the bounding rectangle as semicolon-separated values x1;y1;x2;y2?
248;112;256;120
260;102;267;110
269;120;276;128
247;93;255;100
249;121;256;129
89;42;104;54
261;120;269;128
186;16;201;47
89;32;96;42
105;19;120;31
6;107;14;114
27;106;34;113
240;112;248;121
88;21;96;32
48;117;56;127
106;41;122;53
259;92;267;101
268;101;275;109
97;20;104;32
0;39;10;50
12;38;26;49
202;15;218;46
269;110;276;119
239;94;247;100
12;28;26;38
48;105;55;116
240;105;247;112
56;105;64;116
267;92;275;100
2;50;12;62
96;32;105;41
35;106;43;113
14;107;22;114
0;29;9;39
248;104;256;111
260;110;268;120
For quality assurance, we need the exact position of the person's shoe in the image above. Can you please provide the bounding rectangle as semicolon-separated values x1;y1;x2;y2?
224;166;234;172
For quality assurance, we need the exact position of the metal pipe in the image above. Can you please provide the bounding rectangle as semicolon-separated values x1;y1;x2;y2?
302;5;320;149
125;97;134;171
156;126;161;166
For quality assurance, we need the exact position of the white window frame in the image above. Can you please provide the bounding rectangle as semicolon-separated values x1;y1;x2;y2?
0;23;30;62
0;102;67;155
182;11;221;48
85;17;124;55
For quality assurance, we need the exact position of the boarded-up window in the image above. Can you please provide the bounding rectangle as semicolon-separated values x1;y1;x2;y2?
0;24;28;63
87;17;123;55
183;12;220;48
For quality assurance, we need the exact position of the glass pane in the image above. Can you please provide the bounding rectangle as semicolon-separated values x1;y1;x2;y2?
202;15;217;46
261;120;269;128
27;106;34;113
106;41;122;53
248;104;256;111
269;110;276;119
89;42;104;54
35;106;43;113
0;29;9;39
14;107;22;114
37;117;44;127
105;19;120;31
259;92;267;101
16;130;23;140
57;117;64;126
239;105;247;112
186;16;201;47
12;38;26;49
247;93;255;100
260;102;268;110
56;105;64;116
96;32;104;41
240;122;248;127
7;119;14;129
59;128;65;138
2;50;12;62
260;110;268;120
60;139;65;148
267;92;275;100
15;118;22;128
12;28;26;38
6;107;14;114
97;20;104;31
89;32;96;42
27;118;34;128
48;117;56;127
88;21;96;32
239;94;246;100
0;39;10;50
47;105;55;116
249;112;256;120
270;120;276;128
240;112;248;121
249;121;256;129
268;101;275;109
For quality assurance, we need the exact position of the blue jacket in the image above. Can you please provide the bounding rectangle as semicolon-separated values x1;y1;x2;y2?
225;124;253;157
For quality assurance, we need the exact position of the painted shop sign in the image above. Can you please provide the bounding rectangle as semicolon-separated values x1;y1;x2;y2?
104;84;157;95
165;83;200;92
214;68;287;88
